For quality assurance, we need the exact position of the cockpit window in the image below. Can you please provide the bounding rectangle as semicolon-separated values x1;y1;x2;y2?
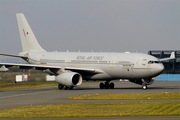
148;61;153;64
148;61;162;64
154;61;159;63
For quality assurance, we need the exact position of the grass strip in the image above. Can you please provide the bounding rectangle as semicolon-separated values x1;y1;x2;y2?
66;92;180;99
0;81;57;90
0;80;94;90
0;102;179;118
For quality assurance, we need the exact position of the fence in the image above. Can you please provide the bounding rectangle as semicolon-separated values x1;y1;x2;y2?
155;74;180;81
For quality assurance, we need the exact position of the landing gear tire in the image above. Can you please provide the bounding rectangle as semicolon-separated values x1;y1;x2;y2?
58;84;73;90
99;82;115;89
105;82;109;89
69;86;74;90
109;82;115;89
99;83;105;89
58;84;64;90
142;85;147;90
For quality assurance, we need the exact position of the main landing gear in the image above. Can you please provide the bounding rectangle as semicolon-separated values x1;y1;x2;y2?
99;81;115;89
58;84;73;90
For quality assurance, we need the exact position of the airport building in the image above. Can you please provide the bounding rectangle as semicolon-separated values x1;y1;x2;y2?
148;50;180;74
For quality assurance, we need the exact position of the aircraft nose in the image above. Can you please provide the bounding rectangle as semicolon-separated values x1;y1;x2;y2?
150;64;164;76
154;64;164;75
157;64;164;73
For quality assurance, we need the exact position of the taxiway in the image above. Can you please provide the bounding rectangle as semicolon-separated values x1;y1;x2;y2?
0;81;179;120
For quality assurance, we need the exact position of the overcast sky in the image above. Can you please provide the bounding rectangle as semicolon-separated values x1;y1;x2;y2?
0;0;179;55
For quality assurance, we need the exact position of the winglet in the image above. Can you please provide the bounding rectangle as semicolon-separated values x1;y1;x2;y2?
0;53;28;59
170;52;175;59
0;65;9;72
159;52;176;61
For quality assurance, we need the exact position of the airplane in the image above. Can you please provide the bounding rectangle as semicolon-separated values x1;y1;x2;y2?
0;13;175;90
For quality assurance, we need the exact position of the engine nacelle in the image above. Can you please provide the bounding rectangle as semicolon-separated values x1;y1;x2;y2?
55;72;83;86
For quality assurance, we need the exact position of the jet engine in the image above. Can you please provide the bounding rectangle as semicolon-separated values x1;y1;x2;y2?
55;72;83;86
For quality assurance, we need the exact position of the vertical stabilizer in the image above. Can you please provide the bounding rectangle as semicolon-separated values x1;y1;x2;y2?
16;13;46;52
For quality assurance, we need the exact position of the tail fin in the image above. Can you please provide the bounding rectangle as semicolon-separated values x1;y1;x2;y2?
16;13;46;52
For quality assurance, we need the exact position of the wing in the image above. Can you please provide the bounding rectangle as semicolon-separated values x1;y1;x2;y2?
0;53;102;75
0;62;101;75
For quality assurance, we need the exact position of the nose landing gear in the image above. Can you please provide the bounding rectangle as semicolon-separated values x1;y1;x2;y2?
142;79;147;90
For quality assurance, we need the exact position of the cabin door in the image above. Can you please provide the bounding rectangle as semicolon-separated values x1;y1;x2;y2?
110;57;117;67
133;57;142;68
64;57;70;66
36;54;42;64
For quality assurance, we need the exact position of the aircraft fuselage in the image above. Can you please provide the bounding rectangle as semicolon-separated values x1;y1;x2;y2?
22;51;164;80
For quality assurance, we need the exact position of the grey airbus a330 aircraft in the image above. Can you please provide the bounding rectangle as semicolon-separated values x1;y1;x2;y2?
0;13;175;90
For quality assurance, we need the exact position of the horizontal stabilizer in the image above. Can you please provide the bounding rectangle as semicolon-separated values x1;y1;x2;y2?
0;53;28;59
159;52;176;61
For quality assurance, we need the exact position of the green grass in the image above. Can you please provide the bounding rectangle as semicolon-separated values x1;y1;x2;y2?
66;92;180;99
0;81;57;90
0;102;179;118
0;80;95;90
0;71;47;82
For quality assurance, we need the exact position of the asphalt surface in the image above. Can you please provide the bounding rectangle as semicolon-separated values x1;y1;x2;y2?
0;81;179;120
